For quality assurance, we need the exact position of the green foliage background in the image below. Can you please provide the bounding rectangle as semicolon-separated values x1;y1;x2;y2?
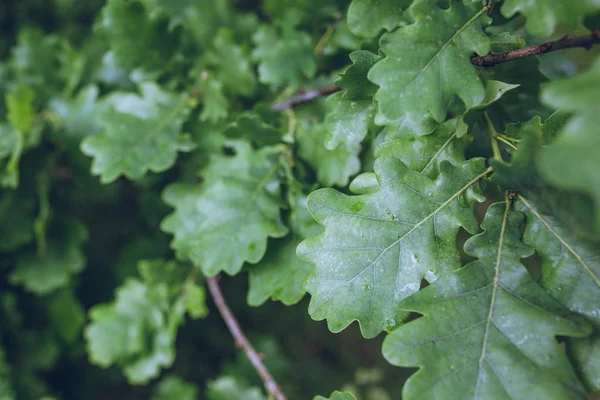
0;0;599;399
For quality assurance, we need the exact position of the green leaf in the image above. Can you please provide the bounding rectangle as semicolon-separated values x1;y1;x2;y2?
47;290;86;343
314;390;357;400
184;283;209;319
516;196;600;325
248;189;323;306
198;77;229;123
206;29;257;97
85;279;175;384
10;218;88;296
324;91;376;151
347;0;411;38
9;28;63;103
297;158;487;338
538;59;600;232
382;202;590;400
6;85;35;134
491;114;599;239
224;110;283;146
95;0;178;72
369;0;490;135
247;239;314;306
298;121;361;187
152;375;199;400
375;118;472;179
252;25;316;87
206;376;266;400
349;172;379;195
336;51;381;101
501;0;600;37
49;85;102;140
142;0;194;29
81;82;194;183
161;141;288;276
85;260;195;384
569;333;600;392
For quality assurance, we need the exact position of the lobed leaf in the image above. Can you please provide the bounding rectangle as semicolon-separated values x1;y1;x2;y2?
369;0;490;135
383;202;591;399
81;82;194;183
298;157;487;338
501;0;600;37
161;141;288;276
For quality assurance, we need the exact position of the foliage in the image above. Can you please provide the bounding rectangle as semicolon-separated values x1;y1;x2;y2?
0;0;599;399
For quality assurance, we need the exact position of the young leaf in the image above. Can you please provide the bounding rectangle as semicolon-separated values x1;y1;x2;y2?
347;0;412;38
368;0;490;134
516;196;600;325
161;141;288;276
81;82;194;183
297;158;487;338
382;202;591;400
501;0;600;37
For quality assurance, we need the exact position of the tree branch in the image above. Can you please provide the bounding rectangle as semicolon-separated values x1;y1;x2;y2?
472;31;600;67
206;275;287;400
270;84;341;111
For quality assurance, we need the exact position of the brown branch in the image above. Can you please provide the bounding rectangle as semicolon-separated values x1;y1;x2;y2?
472;31;600;67
206;275;287;400
270;84;341;111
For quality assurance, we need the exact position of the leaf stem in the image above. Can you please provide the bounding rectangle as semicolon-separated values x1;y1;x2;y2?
421;132;457;174
472;31;600;67
495;135;518;150
484;112;502;160
314;22;338;55
206;276;287;400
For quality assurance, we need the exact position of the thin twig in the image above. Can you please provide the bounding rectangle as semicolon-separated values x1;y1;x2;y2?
206;276;287;400
270;84;341;110
472;31;600;67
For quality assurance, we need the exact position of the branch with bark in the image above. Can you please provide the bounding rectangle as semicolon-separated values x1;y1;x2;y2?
472;31;600;67
271;32;600;110
206;275;287;400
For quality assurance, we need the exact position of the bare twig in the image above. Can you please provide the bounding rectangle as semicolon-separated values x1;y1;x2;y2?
472;31;600;67
270;84;341;111
206;276;287;400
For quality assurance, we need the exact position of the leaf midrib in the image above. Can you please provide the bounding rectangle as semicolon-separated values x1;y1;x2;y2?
311;167;492;314
389;5;488;107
